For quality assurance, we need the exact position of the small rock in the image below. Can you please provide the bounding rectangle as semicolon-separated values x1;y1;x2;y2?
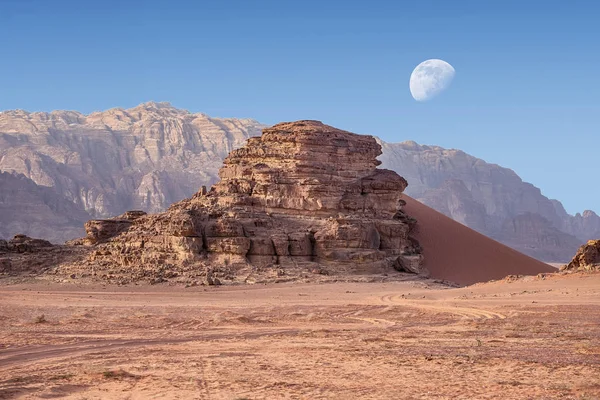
561;240;600;272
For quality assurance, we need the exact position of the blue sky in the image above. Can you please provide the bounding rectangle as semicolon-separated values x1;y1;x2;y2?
1;0;598;214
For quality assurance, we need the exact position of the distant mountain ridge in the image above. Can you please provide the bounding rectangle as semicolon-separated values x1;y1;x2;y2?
0;171;89;242
0;102;597;261
0;102;265;218
379;140;599;261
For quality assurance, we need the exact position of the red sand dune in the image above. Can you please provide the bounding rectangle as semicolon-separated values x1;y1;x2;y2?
403;195;555;285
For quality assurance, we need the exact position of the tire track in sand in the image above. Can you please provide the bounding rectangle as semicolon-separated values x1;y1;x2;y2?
0;329;299;368
347;317;396;327
380;294;506;320
332;308;397;328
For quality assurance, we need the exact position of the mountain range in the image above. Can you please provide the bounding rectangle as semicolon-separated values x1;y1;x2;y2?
378;141;599;261
0;102;597;262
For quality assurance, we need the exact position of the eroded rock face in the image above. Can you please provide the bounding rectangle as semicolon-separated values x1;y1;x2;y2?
562;240;600;271
60;121;424;284
81;211;147;245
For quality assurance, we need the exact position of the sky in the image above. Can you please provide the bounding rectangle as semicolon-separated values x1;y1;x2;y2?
1;0;598;214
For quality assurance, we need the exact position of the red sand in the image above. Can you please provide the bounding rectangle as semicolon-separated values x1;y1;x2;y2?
403;195;555;285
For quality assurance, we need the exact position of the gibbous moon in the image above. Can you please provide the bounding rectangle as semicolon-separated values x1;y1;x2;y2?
409;59;455;102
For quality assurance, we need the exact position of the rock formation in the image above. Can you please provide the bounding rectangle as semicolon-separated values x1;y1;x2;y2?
0;234;75;275
0;234;53;253
57;121;424;284
78;210;148;245
1;103;597;261
561;240;600;272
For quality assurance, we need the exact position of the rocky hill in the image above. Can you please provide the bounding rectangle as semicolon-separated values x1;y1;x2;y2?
0;103;596;261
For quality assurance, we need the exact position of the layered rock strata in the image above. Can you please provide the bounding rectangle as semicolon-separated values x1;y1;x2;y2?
60;121;424;284
78;211;148;245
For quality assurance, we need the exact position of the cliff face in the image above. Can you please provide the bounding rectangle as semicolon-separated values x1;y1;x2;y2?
558;207;600;242
0;171;89;243
0;102;265;218
495;213;584;263
58;121;423;285
378;140;595;262
379;141;563;231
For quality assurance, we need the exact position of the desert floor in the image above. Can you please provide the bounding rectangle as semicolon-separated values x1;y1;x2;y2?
1;273;599;399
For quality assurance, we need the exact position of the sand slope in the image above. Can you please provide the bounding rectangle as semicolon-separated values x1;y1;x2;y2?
403;195;555;284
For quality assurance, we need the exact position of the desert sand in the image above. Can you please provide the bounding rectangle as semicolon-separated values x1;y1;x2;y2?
403;195;555;285
1;273;599;399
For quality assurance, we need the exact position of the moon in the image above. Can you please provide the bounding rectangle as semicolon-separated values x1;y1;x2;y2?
409;59;455;102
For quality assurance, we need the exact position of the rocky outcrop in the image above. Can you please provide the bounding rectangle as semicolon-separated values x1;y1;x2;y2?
80;211;147;245
0;234;54;273
561;240;600;272
0;171;90;243
0;234;86;276
3;234;53;253
58;121;424;284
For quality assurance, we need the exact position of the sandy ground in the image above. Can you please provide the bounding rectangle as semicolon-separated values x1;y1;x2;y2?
1;273;599;399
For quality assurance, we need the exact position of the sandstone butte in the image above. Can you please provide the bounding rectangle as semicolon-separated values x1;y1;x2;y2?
1;121;555;285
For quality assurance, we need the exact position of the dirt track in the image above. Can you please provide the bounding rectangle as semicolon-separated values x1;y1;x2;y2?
1;274;599;399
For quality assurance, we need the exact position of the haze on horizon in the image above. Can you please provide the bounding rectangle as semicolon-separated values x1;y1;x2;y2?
1;0;598;214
